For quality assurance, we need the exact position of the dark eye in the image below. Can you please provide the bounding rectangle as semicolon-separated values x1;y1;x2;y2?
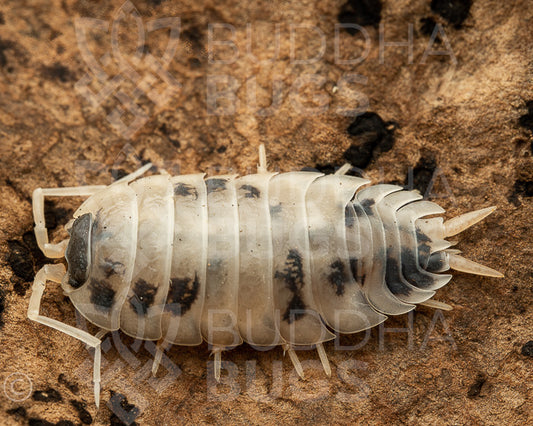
65;213;92;289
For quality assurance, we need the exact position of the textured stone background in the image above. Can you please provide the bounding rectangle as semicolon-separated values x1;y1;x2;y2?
0;0;532;425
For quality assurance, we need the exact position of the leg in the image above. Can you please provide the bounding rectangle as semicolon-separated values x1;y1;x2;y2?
257;144;268;174
33;186;106;258
283;344;304;379
211;346;224;382
316;343;331;377
111;162;153;185
28;264;103;407
152;340;171;376
334;163;352;176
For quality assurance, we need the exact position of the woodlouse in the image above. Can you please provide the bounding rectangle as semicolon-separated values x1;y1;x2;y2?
28;145;503;407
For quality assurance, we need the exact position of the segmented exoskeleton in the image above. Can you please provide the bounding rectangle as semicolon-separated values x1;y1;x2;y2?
28;145;503;407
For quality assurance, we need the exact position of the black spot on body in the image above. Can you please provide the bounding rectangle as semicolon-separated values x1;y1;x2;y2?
0;12;5;25
102;259;124;278
426;252;446;272
431;0;471;28
109;391;140;426
467;373;486;398
41;62;76;82
32;387;62;403
401;247;436;289
70;400;92;425
328;260;348;296
217;145;227;153
174;182;198;199
65;213;92;289
385;252;411;296
7;240;34;282
338;0;382;32
360;198;375;214
166;274;200;315
343;112;396;169
240;184;261;199
349;257;358;281
269;203;282;215
129;279;157;315
521;341;533;357
206;178;227;194
416;229;432;268
89;279;116;311
275;249;306;323
345;205;355;228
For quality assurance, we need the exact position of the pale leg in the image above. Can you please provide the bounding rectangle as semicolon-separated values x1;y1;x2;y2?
28;264;103;407
283;344;304;379
316;343;331;377
257;144;268;174
32;186;106;258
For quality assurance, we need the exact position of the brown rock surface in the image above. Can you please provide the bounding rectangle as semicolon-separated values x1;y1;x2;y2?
0;0;531;425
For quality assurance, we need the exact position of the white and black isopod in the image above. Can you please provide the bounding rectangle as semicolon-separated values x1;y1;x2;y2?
28;145;503;407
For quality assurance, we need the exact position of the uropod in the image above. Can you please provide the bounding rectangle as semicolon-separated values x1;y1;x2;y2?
28;145;503;407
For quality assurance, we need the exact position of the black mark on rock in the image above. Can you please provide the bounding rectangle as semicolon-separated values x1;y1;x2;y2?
467;373;486;398
70;400;92;425
419;17;443;43
431;0;471;28
129;279;157;315
0;39;15;68
166;274;200;315
109;391;140;426
407;153;437;195
32;387;63;403
519;100;533;134
58;374;79;394
6;406;27;419
509;179;533;206
521;341;533;357
338;0;382;32
41;62;76;83
7;240;34;282
343;112;396;169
